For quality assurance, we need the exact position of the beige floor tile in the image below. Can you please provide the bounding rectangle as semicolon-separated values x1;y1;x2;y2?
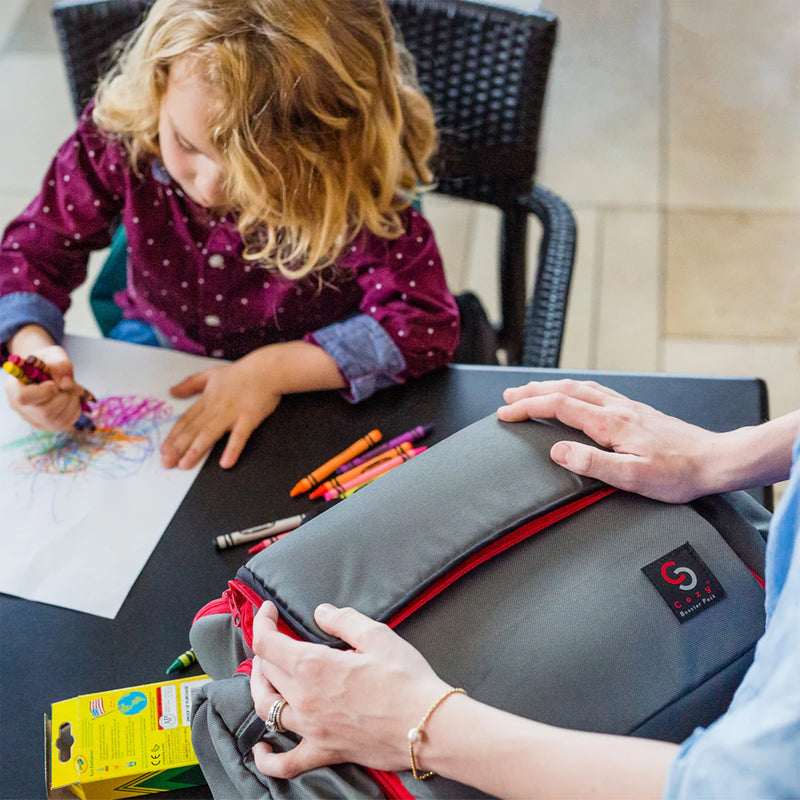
668;0;800;210
0;190;32;236
421;193;475;295
537;0;661;206
0;0;29;51
595;210;661;371
0;52;73;194
63;250;105;339
559;207;598;370
663;337;800;423
665;211;800;339
462;203;502;322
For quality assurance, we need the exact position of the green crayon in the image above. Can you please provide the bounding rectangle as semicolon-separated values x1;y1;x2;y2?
166;648;197;674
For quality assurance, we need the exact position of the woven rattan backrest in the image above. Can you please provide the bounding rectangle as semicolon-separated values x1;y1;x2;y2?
53;0;152;117
390;0;556;205
54;0;556;208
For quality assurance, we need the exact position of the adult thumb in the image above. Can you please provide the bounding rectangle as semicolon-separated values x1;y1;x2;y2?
550;441;609;482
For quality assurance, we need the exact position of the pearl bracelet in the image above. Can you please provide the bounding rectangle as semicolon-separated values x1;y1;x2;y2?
407;687;467;781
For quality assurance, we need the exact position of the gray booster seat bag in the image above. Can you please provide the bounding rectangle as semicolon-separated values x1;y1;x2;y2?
189;414;769;799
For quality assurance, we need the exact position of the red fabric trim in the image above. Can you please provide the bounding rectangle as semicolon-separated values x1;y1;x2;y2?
387;487;616;629
365;768;415;799
235;657;253;676
191;596;230;625
749;568;766;589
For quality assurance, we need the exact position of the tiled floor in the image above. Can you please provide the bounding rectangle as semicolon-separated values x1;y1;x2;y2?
1;0;799;427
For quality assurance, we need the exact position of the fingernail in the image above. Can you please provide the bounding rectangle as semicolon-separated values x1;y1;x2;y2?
315;603;336;616
551;442;571;465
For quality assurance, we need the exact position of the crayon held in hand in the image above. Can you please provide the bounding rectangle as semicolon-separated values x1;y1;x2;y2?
2;354;96;431
290;428;382;496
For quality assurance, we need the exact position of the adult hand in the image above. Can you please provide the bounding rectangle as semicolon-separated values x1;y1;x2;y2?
160;353;281;470
497;379;720;503
4;344;85;430
250;602;450;779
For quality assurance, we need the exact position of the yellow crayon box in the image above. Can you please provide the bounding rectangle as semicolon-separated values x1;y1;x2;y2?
47;675;211;799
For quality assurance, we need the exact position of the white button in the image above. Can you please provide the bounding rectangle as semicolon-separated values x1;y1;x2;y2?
204;315;221;326
212;348;225;357
209;254;225;268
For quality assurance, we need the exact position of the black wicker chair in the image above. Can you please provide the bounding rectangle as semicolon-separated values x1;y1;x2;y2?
53;0;576;367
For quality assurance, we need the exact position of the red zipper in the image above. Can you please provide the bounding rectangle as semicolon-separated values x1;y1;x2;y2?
192;595;230;625
387;487;616;629
365;768;416;799
199;489;615;800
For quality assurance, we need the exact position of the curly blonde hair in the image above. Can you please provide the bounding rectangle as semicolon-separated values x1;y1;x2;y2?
93;0;437;278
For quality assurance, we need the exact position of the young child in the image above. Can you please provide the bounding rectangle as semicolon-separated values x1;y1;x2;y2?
0;0;459;470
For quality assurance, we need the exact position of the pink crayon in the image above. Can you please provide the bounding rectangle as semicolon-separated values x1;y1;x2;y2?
334;423;433;474
323;446;427;500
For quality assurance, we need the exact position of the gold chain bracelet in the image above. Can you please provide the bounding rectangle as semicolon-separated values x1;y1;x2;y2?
407;687;467;781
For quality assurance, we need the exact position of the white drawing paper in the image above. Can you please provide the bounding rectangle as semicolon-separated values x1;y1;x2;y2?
0;335;221;618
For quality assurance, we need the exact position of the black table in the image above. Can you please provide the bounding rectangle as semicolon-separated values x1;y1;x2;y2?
0;365;769;799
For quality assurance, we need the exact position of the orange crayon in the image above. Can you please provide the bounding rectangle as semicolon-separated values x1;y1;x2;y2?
322;446;426;501
290;429;382;496
309;441;413;498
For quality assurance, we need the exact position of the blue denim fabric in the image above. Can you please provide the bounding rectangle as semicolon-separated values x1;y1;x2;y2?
311;314;407;403
0;291;65;346
665;434;800;798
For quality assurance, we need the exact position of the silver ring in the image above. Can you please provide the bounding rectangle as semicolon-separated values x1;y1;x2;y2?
265;697;288;733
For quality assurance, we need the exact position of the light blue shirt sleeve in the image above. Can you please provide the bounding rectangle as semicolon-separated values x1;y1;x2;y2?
664;432;800;799
0;291;65;347
308;314;407;403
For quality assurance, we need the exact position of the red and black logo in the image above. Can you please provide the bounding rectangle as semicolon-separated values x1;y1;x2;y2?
642;543;725;623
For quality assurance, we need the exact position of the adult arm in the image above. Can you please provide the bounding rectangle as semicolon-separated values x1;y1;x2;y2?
250;602;676;799
497;379;798;502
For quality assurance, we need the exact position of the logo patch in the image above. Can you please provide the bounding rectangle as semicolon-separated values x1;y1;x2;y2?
642;543;725;623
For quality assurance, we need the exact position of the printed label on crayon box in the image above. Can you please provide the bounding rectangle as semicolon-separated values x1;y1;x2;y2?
50;675;211;796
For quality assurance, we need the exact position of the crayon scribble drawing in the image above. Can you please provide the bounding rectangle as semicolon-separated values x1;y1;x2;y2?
0;334;217;618
4;395;173;480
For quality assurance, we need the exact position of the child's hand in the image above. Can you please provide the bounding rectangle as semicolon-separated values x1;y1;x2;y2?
4;345;86;430
160;342;345;470
160;357;282;470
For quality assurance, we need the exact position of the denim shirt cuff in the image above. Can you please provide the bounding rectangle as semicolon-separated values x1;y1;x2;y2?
0;292;65;349
306;314;407;403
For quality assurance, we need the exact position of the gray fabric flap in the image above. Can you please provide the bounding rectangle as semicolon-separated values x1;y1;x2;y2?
239;414;603;644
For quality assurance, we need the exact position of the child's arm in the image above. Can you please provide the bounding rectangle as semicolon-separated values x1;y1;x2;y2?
160;341;345;469
4;324;87;430
0;105;125;352
304;208;459;402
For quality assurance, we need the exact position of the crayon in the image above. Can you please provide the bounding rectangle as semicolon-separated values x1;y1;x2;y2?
323;446;427;500
247;531;291;554
333;423;433;474
166;648;197;674
2;355;96;431
309;441;413;498
290;429;382;496
214;513;308;549
338;475;380;498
